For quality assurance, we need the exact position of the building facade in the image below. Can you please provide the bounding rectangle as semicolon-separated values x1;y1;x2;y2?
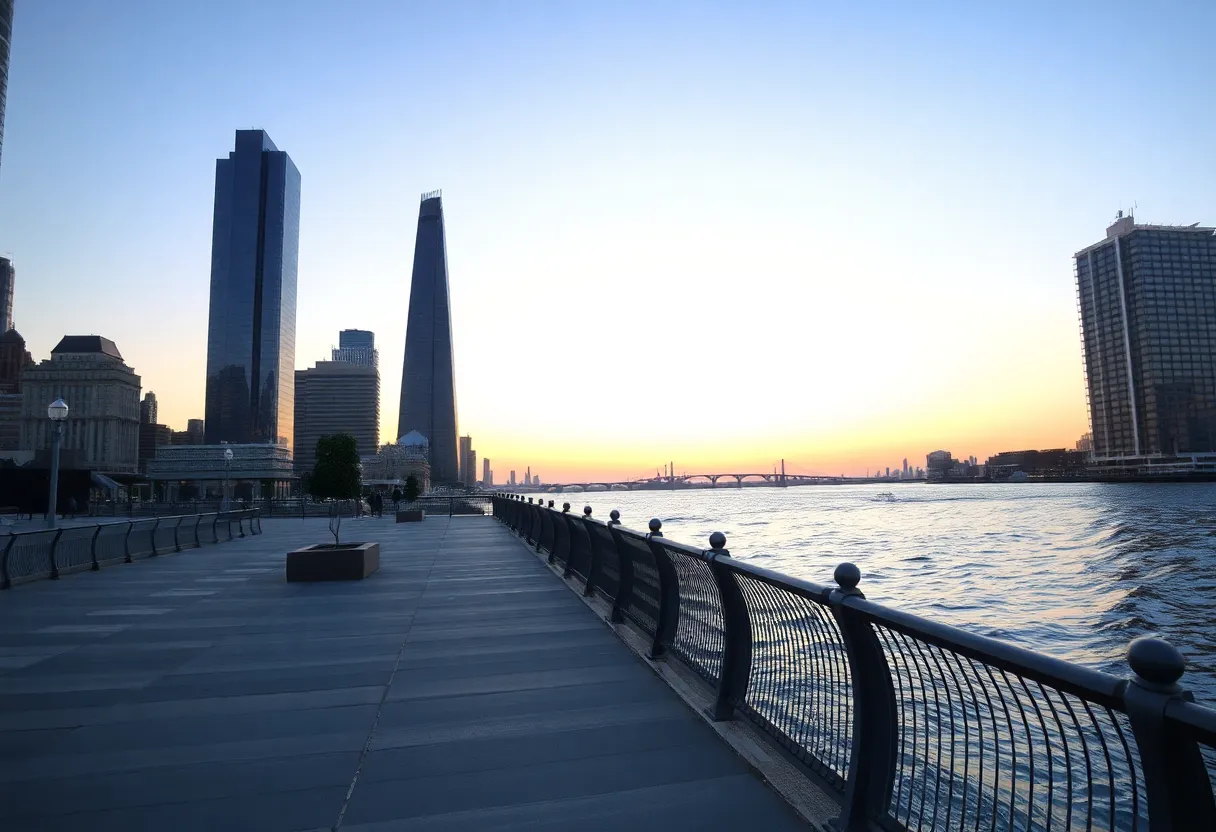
293;360;379;475
361;430;431;492
147;443;294;500
333;329;378;368
20;336;140;473
204;129;300;450
1076;216;1216;470
138;422;172;473
140;391;158;425
0;257;13;334
398;191;459;484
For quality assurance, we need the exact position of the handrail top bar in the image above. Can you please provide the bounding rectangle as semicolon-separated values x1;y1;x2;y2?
843;594;1126;702
719;557;834;602
649;534;715;562
0;508;259;539
1166;699;1216;744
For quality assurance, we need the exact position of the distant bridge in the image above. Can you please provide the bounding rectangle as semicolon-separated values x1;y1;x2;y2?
530;473;864;492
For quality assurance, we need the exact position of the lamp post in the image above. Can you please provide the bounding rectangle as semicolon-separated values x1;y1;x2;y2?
222;447;233;511
46;398;69;529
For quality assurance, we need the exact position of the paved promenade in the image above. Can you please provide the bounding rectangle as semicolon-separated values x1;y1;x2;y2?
0;516;807;830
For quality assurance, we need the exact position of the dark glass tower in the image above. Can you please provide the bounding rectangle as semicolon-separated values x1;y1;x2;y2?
1076;215;1216;465
204;130;300;449
397;191;459;483
0;0;12;176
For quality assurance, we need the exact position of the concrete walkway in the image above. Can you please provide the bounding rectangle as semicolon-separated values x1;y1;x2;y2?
0;516;808;830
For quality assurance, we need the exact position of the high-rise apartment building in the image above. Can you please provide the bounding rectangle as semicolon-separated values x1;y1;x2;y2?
398;191;459;483
483;457;491;487
333;329;378;368
140;391;158;425
204;130;300;449
509;470;516;486
0;257;13;334
1076;215;1216;469
0;327;31;450
293;360;380;475
0;0;13;177
20;337;140;473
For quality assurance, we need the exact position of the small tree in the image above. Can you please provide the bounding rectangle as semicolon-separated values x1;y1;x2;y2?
404;474;421;502
310;434;361;544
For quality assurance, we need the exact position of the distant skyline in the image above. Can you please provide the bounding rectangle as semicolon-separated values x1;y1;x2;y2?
1;1;1213;480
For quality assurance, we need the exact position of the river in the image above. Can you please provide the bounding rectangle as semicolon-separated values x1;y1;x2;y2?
521;482;1216;702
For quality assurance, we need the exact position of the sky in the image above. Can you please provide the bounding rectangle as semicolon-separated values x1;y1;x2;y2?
1;1;1213;482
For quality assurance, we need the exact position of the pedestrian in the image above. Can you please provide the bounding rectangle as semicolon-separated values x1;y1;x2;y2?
66;496;76;519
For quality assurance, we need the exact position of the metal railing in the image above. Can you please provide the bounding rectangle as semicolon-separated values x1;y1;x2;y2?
0;509;262;589
492;494;1216;832
84;495;496;519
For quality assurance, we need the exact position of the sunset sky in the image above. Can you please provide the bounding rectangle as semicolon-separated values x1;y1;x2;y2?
2;1;1212;481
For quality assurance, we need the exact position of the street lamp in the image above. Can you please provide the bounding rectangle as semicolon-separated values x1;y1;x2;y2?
46;398;69;529
222;447;233;511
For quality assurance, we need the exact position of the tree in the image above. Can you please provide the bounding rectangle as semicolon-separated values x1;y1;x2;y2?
391;487;402;505
404;474;421;502
309;434;361;501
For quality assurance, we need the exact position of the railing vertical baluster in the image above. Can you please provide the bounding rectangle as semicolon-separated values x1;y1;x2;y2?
645;519;680;660
828;563;899;832
211;512;219;543
1123;637;1216;831
124;520;134;563
173;517;183;552
606;511;632;623
149;518;161;557
193;515;201;548
1;533;14;589
90;525;102;570
580;507;600;598
48;528;64;579
705;533;751;721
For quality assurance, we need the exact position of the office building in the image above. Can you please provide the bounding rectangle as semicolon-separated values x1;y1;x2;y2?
294;360;379;475
172;419;205;446
20;336;140;473
148;443;294;501
458;435;477;487
140;391;158;425
138;422;172;473
0;326;31;394
509;470;516;486
1076;215;1216;470
362;431;431;493
0;257;12;334
204;130;300;450
0;0;12;177
333;329;378;368
397;191;459;483
483;457;491;487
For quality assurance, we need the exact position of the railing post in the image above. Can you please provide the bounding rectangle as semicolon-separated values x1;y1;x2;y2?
449;497;454;518
193;515;201;548
149;518;161;557
1123;637;1216;831
1;534;14;589
90;524;102;571
48;528;64;579
828;563;899;832
580;507;600;598
605;511;631;623
173;517;183;552
238;512;246;538
123;520;133;563
551;503;571;565
645;519;680;660
212;512;220;543
705;533;750;721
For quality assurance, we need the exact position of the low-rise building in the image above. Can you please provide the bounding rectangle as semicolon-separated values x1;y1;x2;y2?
147;443;294;500
361;430;431;492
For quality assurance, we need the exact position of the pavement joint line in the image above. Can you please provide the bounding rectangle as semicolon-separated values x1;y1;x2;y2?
330;516;449;831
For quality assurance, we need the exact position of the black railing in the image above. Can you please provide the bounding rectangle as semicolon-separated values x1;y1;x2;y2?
0;509;262;589
492;494;1216;832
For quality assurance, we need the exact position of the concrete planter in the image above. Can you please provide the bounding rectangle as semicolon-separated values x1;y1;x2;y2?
396;509;425;523
286;542;380;582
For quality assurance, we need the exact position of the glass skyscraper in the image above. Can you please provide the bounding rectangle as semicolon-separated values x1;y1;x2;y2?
204;130;300;449
397;191;459;482
333;328;378;368
1076;215;1216;469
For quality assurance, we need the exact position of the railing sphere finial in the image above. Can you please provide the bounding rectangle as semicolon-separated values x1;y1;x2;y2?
528;497;533;504
649;518;662;533
609;509;620;522
834;562;861;590
562;502;570;512
709;531;727;550
583;506;592;516
548;500;554;508
1127;636;1185;687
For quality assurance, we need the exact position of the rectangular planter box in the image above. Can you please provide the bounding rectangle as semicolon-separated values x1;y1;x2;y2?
396;509;425;523
286;542;380;582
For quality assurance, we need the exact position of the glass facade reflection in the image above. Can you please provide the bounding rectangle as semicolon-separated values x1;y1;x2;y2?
397;193;459;483
1076;217;1216;462
204;130;300;451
